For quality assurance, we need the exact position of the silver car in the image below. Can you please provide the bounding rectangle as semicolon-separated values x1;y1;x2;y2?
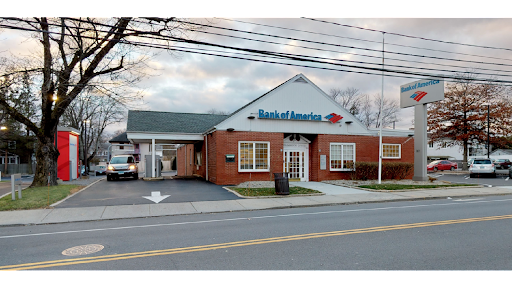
106;155;139;181
469;158;496;178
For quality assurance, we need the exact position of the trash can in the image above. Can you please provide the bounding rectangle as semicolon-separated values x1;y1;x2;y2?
274;172;290;195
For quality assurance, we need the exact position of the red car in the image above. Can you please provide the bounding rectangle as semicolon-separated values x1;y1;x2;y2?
427;160;458;172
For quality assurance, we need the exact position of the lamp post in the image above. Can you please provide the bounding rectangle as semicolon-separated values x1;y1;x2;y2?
1;126;7;174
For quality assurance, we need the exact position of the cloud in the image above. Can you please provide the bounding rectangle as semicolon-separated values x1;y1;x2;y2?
4;17;509;134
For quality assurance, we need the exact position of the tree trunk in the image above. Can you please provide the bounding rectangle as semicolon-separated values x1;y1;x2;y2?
463;139;468;171
31;137;59;187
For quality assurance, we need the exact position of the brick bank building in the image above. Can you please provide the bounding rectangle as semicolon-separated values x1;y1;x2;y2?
126;74;414;185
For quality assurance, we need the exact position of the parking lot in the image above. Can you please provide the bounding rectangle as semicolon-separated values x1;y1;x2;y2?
55;176;241;208
430;169;512;187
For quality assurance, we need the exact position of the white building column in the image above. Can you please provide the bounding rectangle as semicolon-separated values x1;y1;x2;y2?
151;138;155;178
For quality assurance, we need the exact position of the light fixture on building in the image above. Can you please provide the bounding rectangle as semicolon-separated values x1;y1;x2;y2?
247;116;255;119
408;134;414;137
345;121;353;124
227;128;235;132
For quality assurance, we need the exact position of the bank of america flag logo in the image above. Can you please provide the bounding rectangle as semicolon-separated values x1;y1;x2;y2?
325;113;343;123
410;91;428;102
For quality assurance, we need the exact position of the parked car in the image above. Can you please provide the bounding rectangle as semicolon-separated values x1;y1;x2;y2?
106;155;139;181
427;160;458;172
95;165;107;176
469;158;496;178
493;159;512;169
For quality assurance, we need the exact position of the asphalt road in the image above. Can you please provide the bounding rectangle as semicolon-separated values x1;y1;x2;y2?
2;195;512;272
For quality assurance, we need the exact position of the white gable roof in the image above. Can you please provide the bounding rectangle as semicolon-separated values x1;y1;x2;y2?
215;74;372;135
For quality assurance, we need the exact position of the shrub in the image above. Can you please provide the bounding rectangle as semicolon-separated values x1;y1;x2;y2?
383;162;414;179
350;162;413;180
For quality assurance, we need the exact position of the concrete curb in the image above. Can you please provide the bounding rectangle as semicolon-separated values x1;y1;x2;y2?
2;179;512;227
324;182;486;193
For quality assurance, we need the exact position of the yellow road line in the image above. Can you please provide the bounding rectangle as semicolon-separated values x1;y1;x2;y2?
2;214;511;270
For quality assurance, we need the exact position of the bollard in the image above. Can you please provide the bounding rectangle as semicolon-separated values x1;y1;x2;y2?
11;173;22;200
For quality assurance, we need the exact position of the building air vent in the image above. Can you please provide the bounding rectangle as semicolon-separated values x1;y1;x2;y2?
294;77;307;83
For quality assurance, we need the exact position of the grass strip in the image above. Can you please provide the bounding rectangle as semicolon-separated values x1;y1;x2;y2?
0;185;83;211
358;183;479;190
231;186;322;197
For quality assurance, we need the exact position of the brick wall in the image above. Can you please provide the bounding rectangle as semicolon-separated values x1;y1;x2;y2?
180;132;414;184
208;131;284;185
310;134;414;181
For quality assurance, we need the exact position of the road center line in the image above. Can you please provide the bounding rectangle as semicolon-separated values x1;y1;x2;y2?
2;213;512;270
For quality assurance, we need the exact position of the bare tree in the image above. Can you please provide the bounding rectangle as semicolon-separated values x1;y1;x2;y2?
0;17;201;186
328;87;362;116
373;94;401;129
358;94;374;128
329;87;400;128
206;108;229;115
60;90;127;170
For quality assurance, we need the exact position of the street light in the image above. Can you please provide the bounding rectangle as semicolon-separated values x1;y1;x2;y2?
1;126;6;174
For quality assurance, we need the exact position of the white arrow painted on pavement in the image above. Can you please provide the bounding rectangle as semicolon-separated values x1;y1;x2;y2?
142;191;170;203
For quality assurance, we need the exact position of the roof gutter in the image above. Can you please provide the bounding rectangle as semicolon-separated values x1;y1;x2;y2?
203;126;217;136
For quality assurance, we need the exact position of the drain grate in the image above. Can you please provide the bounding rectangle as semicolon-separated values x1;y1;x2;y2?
62;244;104;256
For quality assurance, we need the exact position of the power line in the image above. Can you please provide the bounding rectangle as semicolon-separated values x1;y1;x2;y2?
304;18;512;53
119;17;512;73
217;17;512;64
3;19;512;86
183;28;512;79
126;18;512;76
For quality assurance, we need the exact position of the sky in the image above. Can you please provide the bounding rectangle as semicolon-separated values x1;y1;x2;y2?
3;2;512;137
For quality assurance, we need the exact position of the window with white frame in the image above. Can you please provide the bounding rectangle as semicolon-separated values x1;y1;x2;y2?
239;141;269;172
330;143;355;171
382;144;401;159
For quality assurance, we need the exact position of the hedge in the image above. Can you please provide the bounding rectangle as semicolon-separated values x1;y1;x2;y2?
348;162;414;180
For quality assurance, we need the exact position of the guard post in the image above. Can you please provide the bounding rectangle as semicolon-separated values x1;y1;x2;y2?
11;173;22;200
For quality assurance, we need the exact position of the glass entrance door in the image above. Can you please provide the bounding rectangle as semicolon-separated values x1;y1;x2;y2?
284;150;305;181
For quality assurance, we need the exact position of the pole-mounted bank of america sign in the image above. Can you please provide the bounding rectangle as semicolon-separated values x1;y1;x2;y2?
400;79;444;108
399;78;444;182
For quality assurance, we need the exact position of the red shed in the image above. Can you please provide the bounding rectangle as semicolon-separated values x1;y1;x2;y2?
56;127;80;181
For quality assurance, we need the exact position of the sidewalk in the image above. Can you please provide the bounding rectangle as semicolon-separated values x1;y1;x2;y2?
1;183;512;227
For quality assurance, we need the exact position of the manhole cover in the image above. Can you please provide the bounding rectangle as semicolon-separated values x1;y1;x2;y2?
62;244;104;256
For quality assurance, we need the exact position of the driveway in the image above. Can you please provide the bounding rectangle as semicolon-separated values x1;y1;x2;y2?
431;169;512;187
55;177;240;208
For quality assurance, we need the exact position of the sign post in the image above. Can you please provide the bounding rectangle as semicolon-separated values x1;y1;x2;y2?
11;173;22;200
400;79;444;181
